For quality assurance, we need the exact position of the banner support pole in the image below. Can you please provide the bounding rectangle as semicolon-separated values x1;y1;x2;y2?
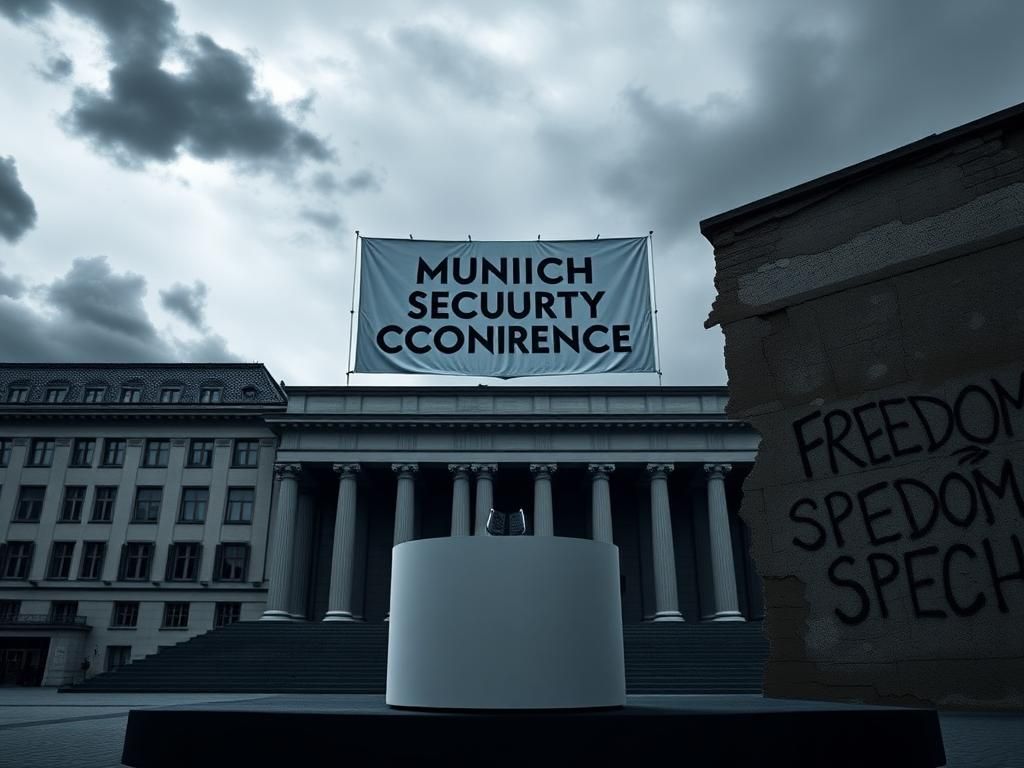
345;230;361;386
648;231;663;387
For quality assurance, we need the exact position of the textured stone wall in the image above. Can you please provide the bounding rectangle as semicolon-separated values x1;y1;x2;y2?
705;111;1024;710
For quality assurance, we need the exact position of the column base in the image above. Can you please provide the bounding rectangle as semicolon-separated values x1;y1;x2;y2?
652;611;684;622
322;611;361;622
259;610;295;622
710;610;746;622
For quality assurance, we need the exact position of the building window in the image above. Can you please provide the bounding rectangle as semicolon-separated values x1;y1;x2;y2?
47;542;75;579
70;438;96;467
79;541;106;580
6;386;29;403
0;600;21;621
120;386;142;403
83;387;106;403
143;439;170;468
159;387;182;403
179;488;209;523
119;542;153;581
132;487;162;522
50;601;78;623
45;387;68;403
15;486;46;522
102;438;126;467
91;486;117;522
0;438;10;467
214;602;242;628
232;439;259;467
162;602;190;629
1;542;34;579
166;543;201;581
27;438;54;467
187;439;214;467
60;486;86;522
105;645;131;672
241;386;257;400
199;387;222;403
214;543;250;582
225;487;255;524
111;602;139;628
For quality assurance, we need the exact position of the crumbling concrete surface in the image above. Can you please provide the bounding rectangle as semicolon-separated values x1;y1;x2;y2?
703;104;1024;710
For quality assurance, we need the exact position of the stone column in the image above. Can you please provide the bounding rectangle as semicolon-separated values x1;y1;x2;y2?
647;463;684;621
324;463;360;621
473;464;497;535
392;464;418;545
705;463;745;622
530;464;556;536
289;494;314;619
261;463;301;621
588;464;615;544
449;464;472;536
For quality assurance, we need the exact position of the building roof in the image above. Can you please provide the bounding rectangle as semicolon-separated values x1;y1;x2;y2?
0;363;287;408
699;100;1024;240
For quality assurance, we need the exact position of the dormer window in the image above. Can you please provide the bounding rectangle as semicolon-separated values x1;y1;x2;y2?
159;387;182;403
83;387;106;403
6;386;29;403
45;387;68;403
199;387;223;404
120;386;142;403
241;386;257;400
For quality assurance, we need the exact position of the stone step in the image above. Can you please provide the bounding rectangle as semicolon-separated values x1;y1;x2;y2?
68;621;768;694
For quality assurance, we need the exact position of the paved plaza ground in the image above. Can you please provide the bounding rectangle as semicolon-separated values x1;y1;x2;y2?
0;688;1020;767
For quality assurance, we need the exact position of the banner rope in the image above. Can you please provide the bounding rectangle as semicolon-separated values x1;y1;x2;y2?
648;230;664;387
345;230;361;386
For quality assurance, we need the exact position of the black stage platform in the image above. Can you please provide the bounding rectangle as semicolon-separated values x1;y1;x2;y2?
122;694;946;767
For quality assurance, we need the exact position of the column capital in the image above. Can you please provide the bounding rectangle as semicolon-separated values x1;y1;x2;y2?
448;463;472;475
472;463;498;476
704;463;733;481
646;463;674;478
274;463;302;480
530;463;557;476
391;463;419;475
587;463;615;477
332;463;361;477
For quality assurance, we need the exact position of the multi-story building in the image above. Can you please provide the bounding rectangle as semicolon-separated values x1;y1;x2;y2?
0;363;761;687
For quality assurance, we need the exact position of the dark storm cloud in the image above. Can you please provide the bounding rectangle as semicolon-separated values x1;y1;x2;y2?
0;0;50;24
0;257;240;361
70;33;332;167
300;208;343;232
0;156;38;243
595;0;1024;239
38;52;73;81
311;169;380;195
1;0;331;169
0;266;25;298
160;280;207;329
392;24;507;104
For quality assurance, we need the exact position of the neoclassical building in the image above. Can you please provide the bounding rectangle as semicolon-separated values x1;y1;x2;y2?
0;363;761;686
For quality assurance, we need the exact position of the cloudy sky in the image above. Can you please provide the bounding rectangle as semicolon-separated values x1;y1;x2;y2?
1;0;1022;387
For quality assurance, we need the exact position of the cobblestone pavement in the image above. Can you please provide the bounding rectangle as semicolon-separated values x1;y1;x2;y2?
0;689;1020;768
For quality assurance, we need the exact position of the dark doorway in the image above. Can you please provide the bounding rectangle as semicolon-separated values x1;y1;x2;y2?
0;637;50;686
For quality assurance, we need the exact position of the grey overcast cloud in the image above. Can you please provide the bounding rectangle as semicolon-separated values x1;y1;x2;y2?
1;0;1023;386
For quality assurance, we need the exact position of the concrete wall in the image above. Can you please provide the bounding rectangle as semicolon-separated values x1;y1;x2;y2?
704;109;1024;709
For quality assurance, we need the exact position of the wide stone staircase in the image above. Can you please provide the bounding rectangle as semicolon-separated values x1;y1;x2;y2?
65;621;767;694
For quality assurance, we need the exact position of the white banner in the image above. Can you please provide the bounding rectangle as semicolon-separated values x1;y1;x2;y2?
353;237;656;378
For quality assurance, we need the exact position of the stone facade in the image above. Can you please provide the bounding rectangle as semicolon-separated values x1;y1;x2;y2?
0;366;760;687
703;103;1024;709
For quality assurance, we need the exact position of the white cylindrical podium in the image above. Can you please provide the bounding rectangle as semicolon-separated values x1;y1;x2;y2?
386;536;625;710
